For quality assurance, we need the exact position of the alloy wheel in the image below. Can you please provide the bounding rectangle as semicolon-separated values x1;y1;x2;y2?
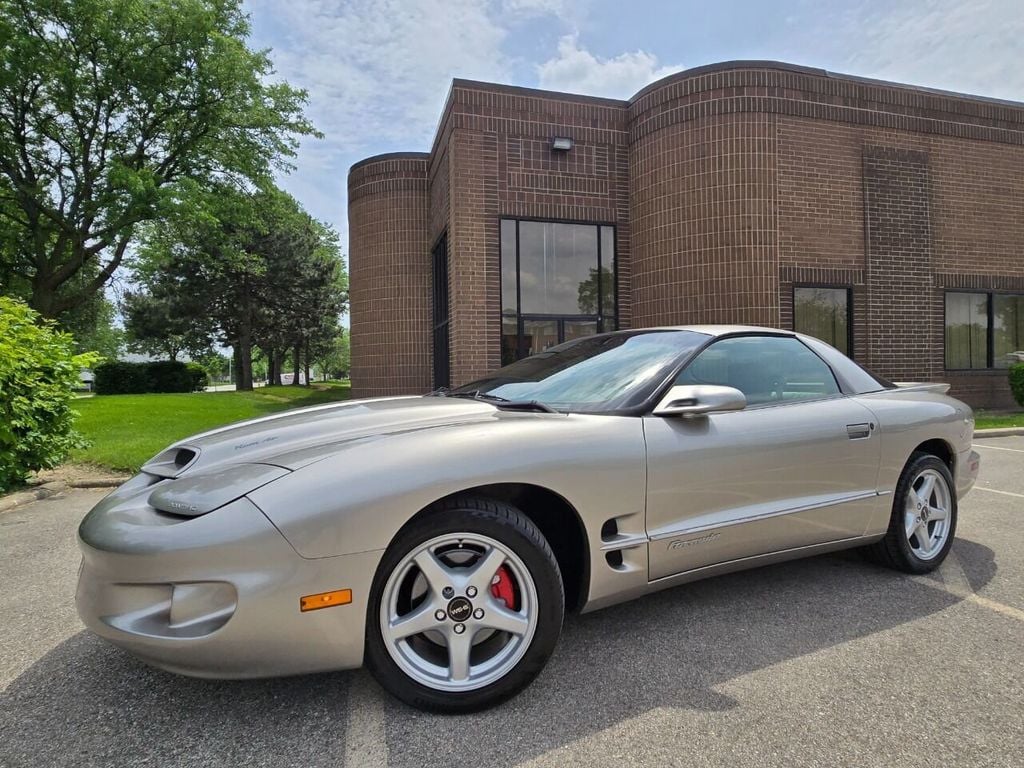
903;468;952;560
379;532;539;692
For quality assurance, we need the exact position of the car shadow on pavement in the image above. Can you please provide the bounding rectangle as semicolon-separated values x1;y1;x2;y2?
0;540;997;768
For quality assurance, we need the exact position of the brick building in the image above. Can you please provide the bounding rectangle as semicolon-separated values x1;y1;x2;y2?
347;61;1024;408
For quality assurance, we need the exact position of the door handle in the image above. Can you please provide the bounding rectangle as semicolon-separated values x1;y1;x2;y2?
847;423;873;440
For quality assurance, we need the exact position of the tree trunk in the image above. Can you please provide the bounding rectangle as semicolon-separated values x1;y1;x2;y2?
261;346;276;386
291;342;302;386
236;339;253;391
232;346;241;387
272;350;284;387
303;339;311;387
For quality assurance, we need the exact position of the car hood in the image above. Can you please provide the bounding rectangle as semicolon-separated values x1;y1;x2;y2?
142;396;498;478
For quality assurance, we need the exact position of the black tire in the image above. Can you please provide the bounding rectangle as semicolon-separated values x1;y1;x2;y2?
365;496;564;713
866;452;957;574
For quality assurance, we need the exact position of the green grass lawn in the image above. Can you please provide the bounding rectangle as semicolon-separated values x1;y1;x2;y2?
975;410;1024;430
71;382;352;472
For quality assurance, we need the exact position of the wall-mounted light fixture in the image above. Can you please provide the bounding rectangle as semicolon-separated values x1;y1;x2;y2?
551;136;573;151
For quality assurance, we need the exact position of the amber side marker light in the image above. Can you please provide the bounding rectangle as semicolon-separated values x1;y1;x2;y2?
300;588;352;612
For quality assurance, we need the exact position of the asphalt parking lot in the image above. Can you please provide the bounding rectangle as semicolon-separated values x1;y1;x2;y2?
2;437;1022;768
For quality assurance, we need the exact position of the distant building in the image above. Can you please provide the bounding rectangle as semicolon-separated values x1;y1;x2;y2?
348;61;1024;408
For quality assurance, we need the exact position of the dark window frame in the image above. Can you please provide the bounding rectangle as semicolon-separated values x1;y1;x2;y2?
791;283;853;357
499;217;618;363
431;233;450;389
944;289;1024;371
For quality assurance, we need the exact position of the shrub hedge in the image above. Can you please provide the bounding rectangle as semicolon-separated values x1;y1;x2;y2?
0;297;100;491
94;360;208;395
1010;362;1024;408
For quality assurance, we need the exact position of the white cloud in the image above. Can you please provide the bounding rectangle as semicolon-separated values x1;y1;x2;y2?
536;35;682;99
245;0;524;247
251;0;512;153
837;0;1024;102
502;0;575;18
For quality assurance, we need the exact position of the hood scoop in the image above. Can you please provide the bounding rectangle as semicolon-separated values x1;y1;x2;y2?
149;463;290;517
143;446;201;478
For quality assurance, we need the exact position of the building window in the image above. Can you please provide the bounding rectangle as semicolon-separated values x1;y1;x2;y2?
945;291;1024;370
500;219;616;365
431;234;450;389
793;286;851;355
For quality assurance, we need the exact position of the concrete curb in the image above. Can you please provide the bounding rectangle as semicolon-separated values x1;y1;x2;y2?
0;483;64;514
974;427;1024;438
67;477;128;489
0;475;126;514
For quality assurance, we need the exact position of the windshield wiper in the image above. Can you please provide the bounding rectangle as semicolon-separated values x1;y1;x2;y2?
446;391;557;413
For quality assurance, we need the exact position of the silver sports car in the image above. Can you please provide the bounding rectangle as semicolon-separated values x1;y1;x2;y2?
77;326;981;712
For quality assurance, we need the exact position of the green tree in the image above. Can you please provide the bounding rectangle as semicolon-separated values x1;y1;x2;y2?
122;279;215;361
0;297;100;490
312;331;350;380
129;186;346;390
576;267;614;316
64;294;124;361
0;0;317;320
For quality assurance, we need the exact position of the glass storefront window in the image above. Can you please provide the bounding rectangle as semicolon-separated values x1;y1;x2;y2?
945;292;989;370
500;219;616;363
794;287;850;355
993;294;1024;368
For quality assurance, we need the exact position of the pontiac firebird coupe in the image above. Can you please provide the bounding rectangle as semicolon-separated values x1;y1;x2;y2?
77;326;981;712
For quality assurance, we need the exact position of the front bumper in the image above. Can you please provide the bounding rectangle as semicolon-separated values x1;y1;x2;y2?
76;479;383;679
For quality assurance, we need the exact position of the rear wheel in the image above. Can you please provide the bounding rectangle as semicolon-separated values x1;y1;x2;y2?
365;497;564;712
867;452;957;573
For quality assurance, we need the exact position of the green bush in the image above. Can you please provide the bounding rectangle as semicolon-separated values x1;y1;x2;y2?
186;362;209;392
1010;363;1024;407
93;361;148;394
94;359;207;395
0;297;100;491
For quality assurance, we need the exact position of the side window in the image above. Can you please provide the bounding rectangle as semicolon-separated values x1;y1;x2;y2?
675;336;841;406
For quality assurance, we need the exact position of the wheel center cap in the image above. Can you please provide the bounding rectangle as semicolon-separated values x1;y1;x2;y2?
447;596;473;622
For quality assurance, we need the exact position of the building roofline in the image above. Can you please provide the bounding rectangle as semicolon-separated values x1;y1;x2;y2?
350;59;1024;172
629;60;1024;109
450;77;630;107
348;151;430;175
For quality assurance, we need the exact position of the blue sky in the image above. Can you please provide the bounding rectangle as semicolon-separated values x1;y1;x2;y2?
243;0;1023;256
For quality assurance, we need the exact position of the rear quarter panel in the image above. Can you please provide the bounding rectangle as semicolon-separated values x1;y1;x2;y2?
853;390;974;534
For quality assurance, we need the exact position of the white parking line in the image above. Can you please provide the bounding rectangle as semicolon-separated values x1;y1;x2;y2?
974;486;1024;499
973;443;1024;453
343;671;389;768
912;550;1024;623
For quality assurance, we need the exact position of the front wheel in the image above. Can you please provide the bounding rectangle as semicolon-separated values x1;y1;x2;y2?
867;452;957;573
365;497;564;713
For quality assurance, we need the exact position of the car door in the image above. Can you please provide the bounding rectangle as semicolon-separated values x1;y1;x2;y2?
644;334;882;581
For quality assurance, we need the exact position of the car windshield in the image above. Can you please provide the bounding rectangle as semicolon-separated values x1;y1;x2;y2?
447;330;709;412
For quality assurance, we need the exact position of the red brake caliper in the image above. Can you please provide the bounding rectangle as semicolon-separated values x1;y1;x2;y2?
490;565;517;610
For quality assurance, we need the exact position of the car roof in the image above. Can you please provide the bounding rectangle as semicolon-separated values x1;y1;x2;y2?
642;324;798;338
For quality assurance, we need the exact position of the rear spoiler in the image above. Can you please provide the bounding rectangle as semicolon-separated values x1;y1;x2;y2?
892;382;951;394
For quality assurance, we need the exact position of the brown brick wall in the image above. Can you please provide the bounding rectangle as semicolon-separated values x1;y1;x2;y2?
347;154;432;398
862;146;936;381
629;111;779;327
349;62;1024;408
440;82;631;386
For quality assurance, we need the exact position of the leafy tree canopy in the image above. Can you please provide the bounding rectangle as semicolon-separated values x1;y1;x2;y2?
0;0;318;319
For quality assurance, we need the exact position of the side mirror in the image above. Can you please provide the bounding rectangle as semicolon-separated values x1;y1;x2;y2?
653;384;747;417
